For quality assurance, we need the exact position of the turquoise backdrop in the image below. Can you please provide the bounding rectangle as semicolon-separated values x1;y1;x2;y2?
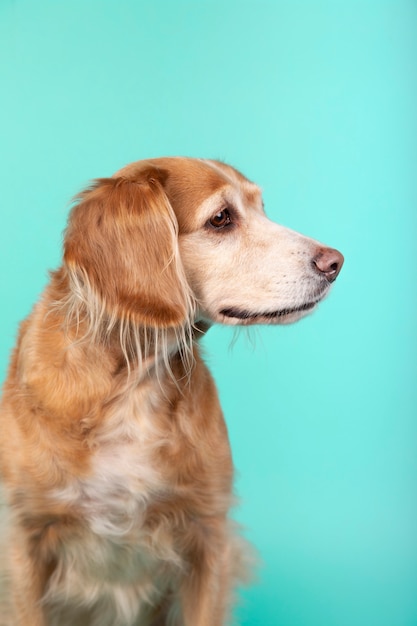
1;1;416;625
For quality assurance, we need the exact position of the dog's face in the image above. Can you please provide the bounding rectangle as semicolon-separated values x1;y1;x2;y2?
173;160;343;326
65;157;343;331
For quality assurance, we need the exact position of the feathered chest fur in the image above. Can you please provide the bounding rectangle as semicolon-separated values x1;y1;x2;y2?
55;383;175;538
54;356;232;537
21;354;234;625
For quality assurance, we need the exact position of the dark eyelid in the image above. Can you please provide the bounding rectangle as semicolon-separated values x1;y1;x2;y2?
222;205;236;219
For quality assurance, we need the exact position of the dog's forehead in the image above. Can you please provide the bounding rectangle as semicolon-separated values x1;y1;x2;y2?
165;159;261;229
202;159;261;205
117;157;261;231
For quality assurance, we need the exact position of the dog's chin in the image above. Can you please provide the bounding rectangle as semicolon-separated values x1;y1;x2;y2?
198;282;333;327
217;302;316;326
217;288;331;326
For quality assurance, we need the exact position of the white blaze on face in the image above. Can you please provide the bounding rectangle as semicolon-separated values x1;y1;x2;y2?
179;185;331;326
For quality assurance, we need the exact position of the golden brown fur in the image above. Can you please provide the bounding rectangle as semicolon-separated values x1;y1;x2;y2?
0;157;343;625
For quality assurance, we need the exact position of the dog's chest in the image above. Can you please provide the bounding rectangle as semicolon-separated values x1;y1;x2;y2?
48;385;182;612
74;385;172;537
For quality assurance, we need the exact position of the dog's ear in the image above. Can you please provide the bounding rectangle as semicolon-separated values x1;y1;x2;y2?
64;171;190;328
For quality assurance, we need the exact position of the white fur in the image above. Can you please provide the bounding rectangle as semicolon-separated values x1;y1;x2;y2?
47;383;181;625
180;184;330;326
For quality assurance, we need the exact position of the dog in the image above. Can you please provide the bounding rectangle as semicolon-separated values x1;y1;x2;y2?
0;157;343;626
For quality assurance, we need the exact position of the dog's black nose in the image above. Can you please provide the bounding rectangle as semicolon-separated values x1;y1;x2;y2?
313;247;344;282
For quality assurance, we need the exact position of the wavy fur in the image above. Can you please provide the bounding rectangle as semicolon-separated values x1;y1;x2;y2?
0;157;343;626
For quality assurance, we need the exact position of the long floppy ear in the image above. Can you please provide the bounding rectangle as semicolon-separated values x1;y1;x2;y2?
64;172;190;328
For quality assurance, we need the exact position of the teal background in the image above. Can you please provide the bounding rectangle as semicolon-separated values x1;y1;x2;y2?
1;1;416;625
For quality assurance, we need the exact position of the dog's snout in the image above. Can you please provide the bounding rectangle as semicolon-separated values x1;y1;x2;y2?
313;247;344;282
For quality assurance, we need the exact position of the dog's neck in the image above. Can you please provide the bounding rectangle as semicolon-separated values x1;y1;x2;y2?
46;267;212;389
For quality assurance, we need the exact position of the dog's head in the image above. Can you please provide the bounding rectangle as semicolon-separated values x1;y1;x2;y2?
64;157;343;333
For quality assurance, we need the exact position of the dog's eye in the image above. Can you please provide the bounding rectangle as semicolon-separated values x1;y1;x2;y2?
209;209;232;229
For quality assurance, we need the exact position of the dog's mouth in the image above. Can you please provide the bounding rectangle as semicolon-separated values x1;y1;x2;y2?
220;300;317;321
